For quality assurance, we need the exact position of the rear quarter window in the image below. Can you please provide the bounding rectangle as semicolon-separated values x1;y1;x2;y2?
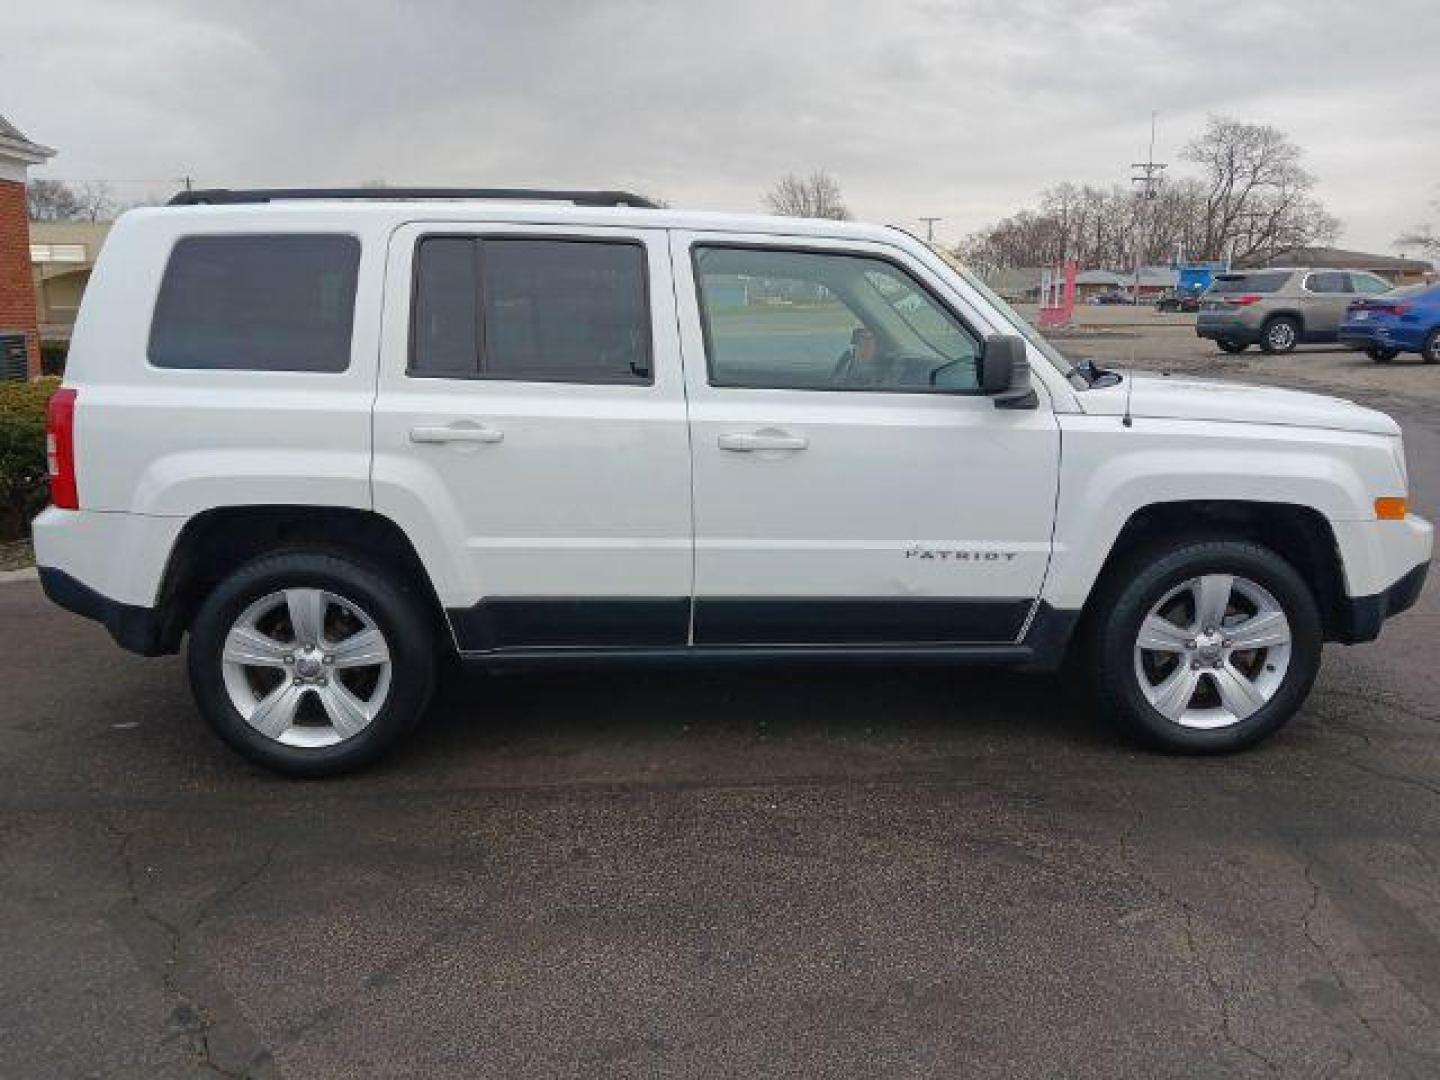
1210;271;1290;295
148;234;361;371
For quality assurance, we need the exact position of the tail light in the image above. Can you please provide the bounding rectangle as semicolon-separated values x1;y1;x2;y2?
1226;294;1263;307
46;387;78;510
1367;303;1412;316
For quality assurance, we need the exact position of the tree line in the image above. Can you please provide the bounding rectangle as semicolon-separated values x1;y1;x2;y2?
957;115;1340;273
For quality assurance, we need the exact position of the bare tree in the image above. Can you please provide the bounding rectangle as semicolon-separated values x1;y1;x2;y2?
27;178;116;222
1396;190;1440;260
763;171;850;220
27;178;84;221
1183;115;1336;262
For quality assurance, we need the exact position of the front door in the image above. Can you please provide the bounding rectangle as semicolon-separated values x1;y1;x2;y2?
373;222;693;651
671;233;1061;646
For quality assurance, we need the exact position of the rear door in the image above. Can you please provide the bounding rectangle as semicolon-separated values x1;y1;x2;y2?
372;222;693;652
1302;271;1351;337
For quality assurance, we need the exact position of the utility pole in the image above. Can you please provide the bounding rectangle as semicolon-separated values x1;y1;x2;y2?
177;174;194;193
919;216;941;244
1130;111;1167;300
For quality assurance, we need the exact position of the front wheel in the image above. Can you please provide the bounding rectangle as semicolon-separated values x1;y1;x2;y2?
1087;540;1322;753
188;550;437;776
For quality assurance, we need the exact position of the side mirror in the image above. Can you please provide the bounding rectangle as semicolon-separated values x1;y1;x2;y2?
980;334;1037;410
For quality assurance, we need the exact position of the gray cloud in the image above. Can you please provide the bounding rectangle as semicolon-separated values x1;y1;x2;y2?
6;0;1437;251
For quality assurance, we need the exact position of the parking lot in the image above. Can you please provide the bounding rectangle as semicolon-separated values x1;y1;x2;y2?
2;325;1438;1078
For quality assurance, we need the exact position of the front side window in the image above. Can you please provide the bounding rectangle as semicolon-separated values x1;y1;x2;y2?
149;234;360;371
694;246;981;392
410;236;651;384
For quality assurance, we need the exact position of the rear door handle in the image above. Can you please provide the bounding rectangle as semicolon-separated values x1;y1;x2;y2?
717;431;809;452
409;424;505;445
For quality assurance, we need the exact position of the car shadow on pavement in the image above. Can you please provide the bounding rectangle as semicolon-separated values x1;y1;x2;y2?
400;663;1120;777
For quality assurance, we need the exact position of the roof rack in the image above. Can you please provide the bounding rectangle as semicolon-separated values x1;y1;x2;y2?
167;187;660;209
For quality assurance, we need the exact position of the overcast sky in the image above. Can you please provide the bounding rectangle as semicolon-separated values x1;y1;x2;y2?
5;0;1437;253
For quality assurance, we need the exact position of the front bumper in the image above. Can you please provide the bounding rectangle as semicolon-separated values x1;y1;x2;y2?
1334;560;1429;644
1326;512;1432;643
1339;322;1424;353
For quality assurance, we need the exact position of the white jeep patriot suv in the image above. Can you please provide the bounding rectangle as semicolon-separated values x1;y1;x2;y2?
34;188;1432;776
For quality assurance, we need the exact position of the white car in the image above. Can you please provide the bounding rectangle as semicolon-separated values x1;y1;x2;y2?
34;188;1432;776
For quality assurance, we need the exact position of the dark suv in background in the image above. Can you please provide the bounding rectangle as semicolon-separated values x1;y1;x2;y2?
1196;268;1394;354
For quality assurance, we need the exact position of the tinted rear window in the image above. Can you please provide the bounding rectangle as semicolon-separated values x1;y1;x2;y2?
1210;271;1290;295
410;236;651;384
149;234;360;371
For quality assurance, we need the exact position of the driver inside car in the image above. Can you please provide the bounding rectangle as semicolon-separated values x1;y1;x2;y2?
832;327;899;387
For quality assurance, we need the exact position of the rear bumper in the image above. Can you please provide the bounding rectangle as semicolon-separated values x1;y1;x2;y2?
1195;318;1260;344
38;567;173;656
1334;560;1429;644
32;507;185;656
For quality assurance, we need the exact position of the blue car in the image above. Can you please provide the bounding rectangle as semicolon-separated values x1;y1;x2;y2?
1339;282;1440;364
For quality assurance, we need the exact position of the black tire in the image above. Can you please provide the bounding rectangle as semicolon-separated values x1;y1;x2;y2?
1259;316;1300;354
1367;347;1399;363
1086;539;1322;754
1424;329;1440;365
1216;339;1248;354
188;550;437;777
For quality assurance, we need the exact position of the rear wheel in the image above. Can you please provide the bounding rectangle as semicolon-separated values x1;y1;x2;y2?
188;550;437;776
1087;539;1322;753
1424;329;1440;365
1367;347;1399;363
1216;339;1248;354
1260;317;1300;354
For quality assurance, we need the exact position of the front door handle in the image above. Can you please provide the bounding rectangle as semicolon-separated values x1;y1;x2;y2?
717;430;809;453
409;424;505;445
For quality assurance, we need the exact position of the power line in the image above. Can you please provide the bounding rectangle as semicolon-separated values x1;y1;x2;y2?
1130;110;1168;297
1131;111;1167;200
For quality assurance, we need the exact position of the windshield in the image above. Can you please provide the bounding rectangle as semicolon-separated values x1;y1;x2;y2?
947;263;1073;377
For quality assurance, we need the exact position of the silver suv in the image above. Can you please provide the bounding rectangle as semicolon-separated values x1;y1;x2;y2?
1196;268;1394;354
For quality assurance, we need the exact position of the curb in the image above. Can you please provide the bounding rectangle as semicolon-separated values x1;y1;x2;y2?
0;567;38;584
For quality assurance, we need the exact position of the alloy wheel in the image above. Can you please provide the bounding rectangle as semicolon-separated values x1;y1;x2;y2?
1132;574;1292;729
1266;321;1296;351
220;588;392;747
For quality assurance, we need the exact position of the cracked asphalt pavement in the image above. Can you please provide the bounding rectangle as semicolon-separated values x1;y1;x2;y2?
2;333;1438;1078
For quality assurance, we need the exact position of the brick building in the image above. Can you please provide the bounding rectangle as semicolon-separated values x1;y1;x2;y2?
0;113;55;377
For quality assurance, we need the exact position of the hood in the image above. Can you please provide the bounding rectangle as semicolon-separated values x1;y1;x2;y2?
1081;373;1400;436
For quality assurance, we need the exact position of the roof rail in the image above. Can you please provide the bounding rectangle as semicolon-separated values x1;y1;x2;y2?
167;187;660;209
